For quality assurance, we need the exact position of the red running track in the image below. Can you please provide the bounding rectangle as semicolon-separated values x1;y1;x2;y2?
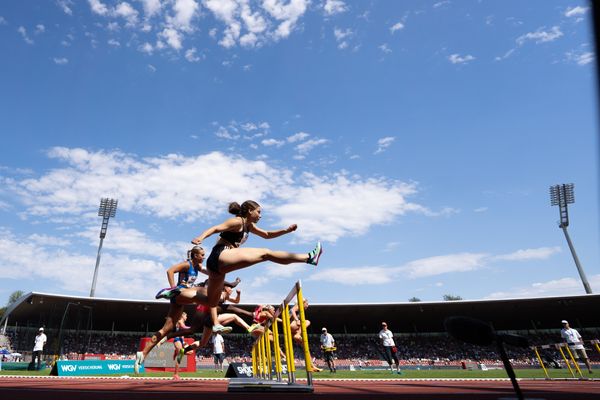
1;376;599;399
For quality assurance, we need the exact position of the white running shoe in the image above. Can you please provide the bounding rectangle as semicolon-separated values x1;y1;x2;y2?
307;241;323;266
134;351;144;374
212;324;233;334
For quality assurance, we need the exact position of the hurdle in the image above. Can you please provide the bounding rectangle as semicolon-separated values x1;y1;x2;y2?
228;280;314;392
532;339;600;379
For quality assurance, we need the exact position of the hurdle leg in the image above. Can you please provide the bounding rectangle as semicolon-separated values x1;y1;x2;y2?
533;346;550;379
265;328;273;380
260;333;269;379
557;345;576;378
564;346;584;378
252;345;258;377
296;286;314;385
282;304;296;383
272;318;283;381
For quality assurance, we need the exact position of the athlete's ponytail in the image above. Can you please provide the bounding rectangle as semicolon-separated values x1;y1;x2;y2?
228;202;241;215
229;200;260;217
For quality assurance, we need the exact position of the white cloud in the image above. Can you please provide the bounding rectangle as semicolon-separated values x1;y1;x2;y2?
306;246;564;285
333;27;351;40
295;138;328;155
323;0;347;16
378;43;391;54
448;53;475;64
147;63;157;72
88;0;110;16
494;246;561;261
262;138;285;147
53;57;69;65
390;22;404;33
17;26;34;45
486;275;600;299
0;16;7;25
273;173;420;242
403;253;488;278
240;32;259;47
185;47;201;62
57;0;74;15
287;132;309;143
140;0;163;17
3;147;447;245
159;27;183;49
564;6;588;18
433;1;450;8
35;24;46;34
241;4;267;33
108;38;121;47
474;207;488;213
495;48;515;62
115;2;139;26
76;223;179;260
3;148;294;222
0;228;167;299
168;0;199;31
566;50;594;66
107;21;120;31
374;136;395;154
309;266;393;285
333;27;352;49
516;26;563;46
263;0;309;40
139;42;154;54
28;233;71;247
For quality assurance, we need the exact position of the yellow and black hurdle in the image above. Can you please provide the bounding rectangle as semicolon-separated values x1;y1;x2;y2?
532;339;600;379
227;280;315;392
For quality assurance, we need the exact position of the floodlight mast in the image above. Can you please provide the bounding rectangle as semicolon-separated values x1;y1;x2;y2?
90;198;118;297
549;184;591;294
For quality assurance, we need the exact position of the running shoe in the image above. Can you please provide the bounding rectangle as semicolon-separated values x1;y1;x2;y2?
134;351;144;374
155;286;181;300
307;241;323;266
176;348;185;364
247;323;261;334
212;324;233;334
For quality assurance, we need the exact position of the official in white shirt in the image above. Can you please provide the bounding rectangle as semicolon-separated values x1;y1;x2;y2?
320;327;336;373
561;320;593;373
378;322;400;373
30;327;47;370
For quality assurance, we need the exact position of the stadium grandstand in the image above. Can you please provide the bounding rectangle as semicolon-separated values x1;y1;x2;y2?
1;291;599;370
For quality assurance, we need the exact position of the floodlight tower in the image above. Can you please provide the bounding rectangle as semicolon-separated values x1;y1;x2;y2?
549;184;592;294
90;198;118;297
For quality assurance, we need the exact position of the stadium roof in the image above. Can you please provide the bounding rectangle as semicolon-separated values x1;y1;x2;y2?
3;291;599;335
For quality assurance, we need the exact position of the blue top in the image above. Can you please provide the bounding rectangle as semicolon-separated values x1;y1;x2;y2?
178;260;199;287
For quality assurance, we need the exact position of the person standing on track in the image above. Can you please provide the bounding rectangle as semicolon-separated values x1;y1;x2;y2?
379;322;401;374
211;332;226;372
561;319;593;374
320;327;337;373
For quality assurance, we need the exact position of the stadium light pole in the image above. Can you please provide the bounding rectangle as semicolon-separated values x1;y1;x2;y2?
549;184;592;294
90;198;118;297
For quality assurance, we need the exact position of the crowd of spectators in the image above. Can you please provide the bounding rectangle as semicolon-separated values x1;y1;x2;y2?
4;329;599;367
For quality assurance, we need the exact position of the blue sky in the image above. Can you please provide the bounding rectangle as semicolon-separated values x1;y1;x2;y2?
0;0;598;307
